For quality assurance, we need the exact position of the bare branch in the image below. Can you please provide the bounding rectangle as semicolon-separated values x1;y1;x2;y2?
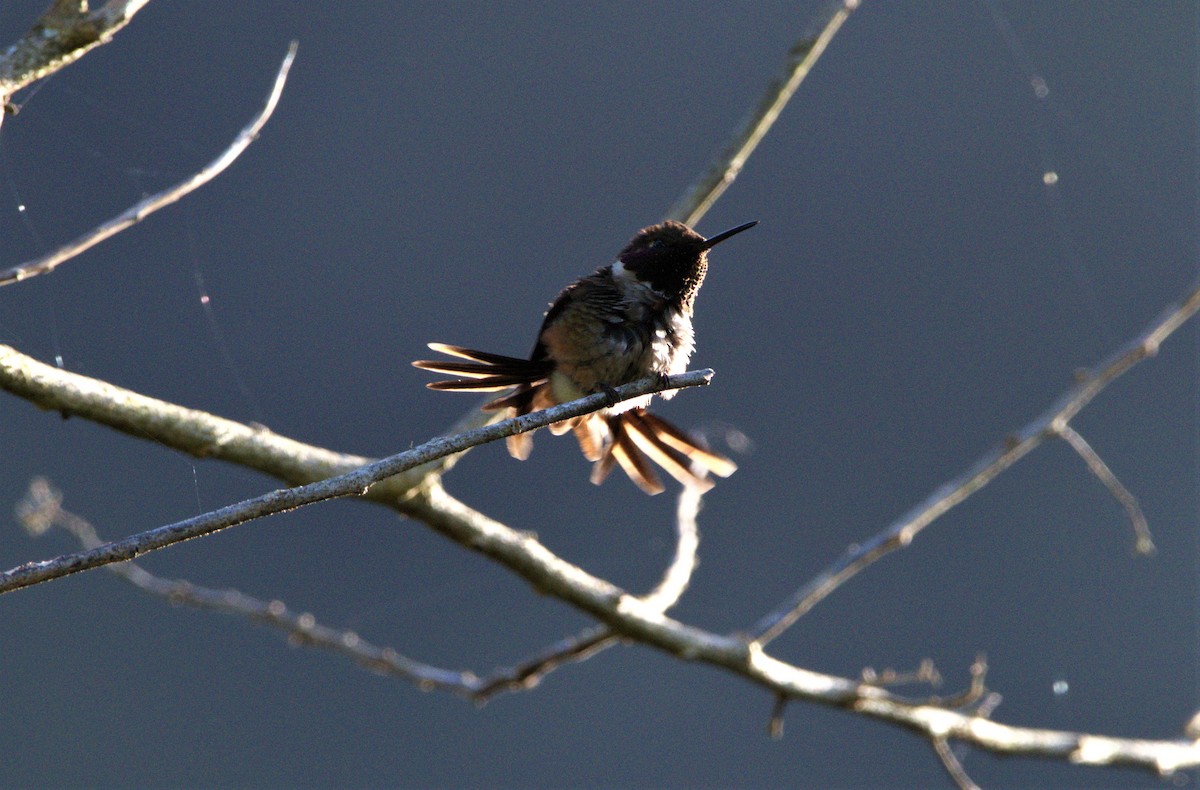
0;367;715;595
0;343;382;487
932;655;995;714
749;281;1200;645
0;41;298;287
473;481;704;701
5;272;1200;773
473;628;618;699
640;476;704;611
0;0;153;103
665;0;859;226
17;473;703;701
932;737;980;790
6;339;1200;773
397;482;1200;775
1057;422;1154;555
16;477;480;694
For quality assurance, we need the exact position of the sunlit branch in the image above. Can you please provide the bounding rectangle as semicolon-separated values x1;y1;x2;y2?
15;477;477;693
6;316;1200;774
0;366;714;594
0;0;153;110
472;480;704;700
408;480;1200;775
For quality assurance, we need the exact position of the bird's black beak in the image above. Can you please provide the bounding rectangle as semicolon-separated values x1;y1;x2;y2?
700;220;759;250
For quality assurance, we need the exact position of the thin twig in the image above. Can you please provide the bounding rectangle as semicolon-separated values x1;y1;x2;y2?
1057;423;1155;554
17;473;702;701
768;694;788;739
0;41;298;287
472;481;704;701
0;0;153;103
856;656;991;717
935;654;991;712
665;0;859;226
640;477;705;611
932;737;980;790
861;659;942;691
15;477;479;693
472;628;618;700
0;368;714;595
748;281;1200;645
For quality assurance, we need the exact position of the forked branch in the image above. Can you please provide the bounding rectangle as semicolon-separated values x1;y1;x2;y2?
748;280;1200;645
3;0;1198;778
16;476;705;701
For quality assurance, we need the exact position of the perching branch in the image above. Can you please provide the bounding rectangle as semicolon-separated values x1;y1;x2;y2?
0;41;297;286
4;0;1198;778
7;295;1200;775
665;0;858;226
17;476;704;701
0;364;714;595
747;280;1200;645
408;1;858;487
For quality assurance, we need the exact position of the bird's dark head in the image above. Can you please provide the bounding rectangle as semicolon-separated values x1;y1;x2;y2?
617;220;757;312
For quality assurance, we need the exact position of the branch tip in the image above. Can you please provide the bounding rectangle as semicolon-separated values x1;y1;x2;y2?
0;42;298;287
1058;424;1155;554
932;736;980;790
768;694;788;740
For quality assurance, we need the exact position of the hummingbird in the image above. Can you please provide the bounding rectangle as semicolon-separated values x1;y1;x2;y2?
413;219;757;495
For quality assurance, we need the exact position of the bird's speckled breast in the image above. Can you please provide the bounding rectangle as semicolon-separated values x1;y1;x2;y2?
540;273;695;407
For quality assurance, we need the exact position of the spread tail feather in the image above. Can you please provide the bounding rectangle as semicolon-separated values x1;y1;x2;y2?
608;417;664;495
590;408;736;495
571;416;605;462
633;410;738;478
412;343;552;390
413;342;552;459
415;344;737;494
622;410;715;492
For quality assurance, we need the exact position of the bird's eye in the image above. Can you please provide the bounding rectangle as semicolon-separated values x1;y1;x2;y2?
647;239;663;250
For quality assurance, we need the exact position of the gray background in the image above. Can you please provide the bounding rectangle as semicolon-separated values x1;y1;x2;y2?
0;1;1195;787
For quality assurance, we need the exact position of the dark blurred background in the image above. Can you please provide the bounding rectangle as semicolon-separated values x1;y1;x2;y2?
0;1;1195;787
